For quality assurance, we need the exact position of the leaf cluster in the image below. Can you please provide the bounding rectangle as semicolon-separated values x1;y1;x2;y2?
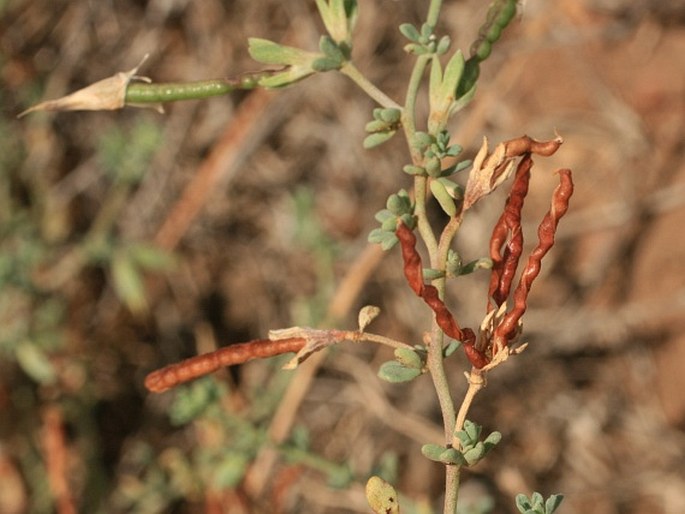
422;420;501;466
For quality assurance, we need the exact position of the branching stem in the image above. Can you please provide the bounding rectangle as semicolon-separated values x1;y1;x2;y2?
340;62;400;109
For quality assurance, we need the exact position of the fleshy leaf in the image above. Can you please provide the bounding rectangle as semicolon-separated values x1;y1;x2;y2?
378;361;422;383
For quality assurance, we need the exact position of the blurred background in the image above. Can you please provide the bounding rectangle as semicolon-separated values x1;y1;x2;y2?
1;0;684;512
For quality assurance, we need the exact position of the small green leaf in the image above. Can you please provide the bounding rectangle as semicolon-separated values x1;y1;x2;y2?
425;156;442;177
421;443;447;462
378;108;401;124
422;268;445;281
459;257;493;275
545;494;564;513
258;68;316;88
399;23;420;42
378;361;422;383
312;57;343;72
363;131;397;149
420;23;433;42
386;192;411;215
403;164;426;176
393;347;423;369
365;119;388;133
379;234;399;251
443;339;461;357
531;492;544;508
439;448;467;465
463;442;485;465
464;420;482;442
455;430;472;448
441;158;472;177
531;492;544;509
412;131;434;152
484;431;502;448
381;217;397;232
368;228;387;244
436;35;451;55
248;38;314;66
316;0;358;44
516;494;533;512
319;35;345;62
398;213;416;229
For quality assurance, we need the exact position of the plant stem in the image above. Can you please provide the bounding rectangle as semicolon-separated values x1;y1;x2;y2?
401;54;430;162
453;369;485;445
413;175;438;257
437;213;464;267
426;0;444;28
339;62;400;109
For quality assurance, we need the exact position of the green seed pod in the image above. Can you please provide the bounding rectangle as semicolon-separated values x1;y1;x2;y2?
495;0;517;28
126;80;235;104
474;40;492;61
486;23;503;44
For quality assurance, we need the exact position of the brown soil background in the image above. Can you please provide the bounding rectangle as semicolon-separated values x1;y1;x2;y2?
2;0;685;513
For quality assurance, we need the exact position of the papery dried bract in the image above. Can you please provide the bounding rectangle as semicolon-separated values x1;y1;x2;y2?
463;137;513;210
18;56;155;117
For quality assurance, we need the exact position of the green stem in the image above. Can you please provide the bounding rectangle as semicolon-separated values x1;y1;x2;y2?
437;212;464;267
413;175;438;257
426;0;444;28
339;62;400;109
401;54;430;162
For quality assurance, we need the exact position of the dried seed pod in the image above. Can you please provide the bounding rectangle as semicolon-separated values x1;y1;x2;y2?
144;338;305;393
